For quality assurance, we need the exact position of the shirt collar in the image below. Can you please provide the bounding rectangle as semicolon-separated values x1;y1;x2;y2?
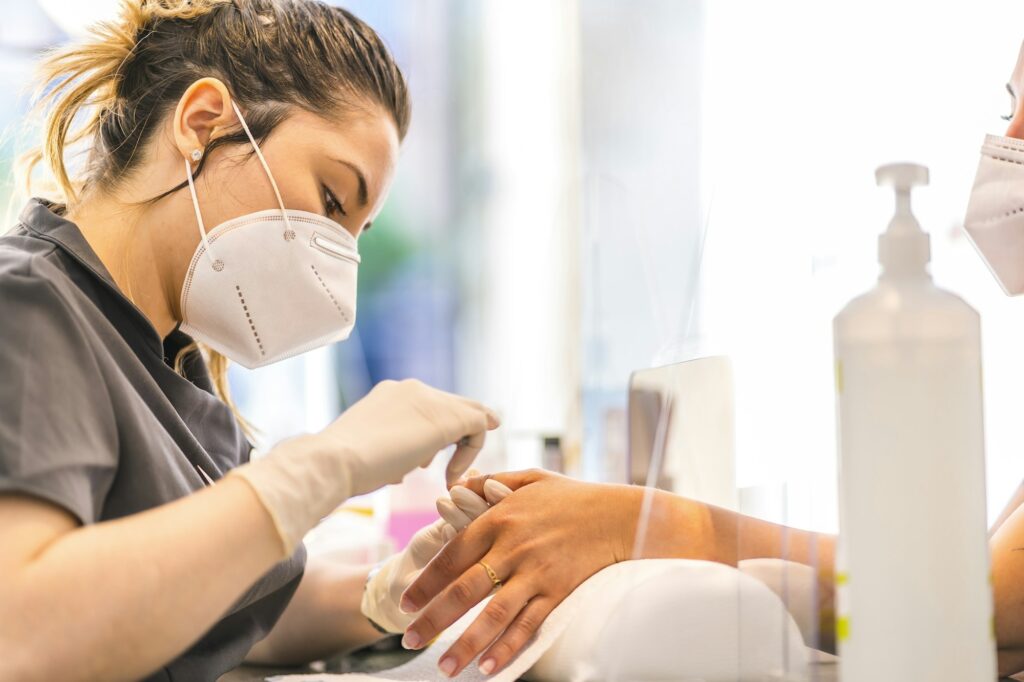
17;198;178;359
18;197;121;290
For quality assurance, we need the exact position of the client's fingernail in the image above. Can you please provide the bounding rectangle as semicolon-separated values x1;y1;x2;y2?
479;658;496;675
439;656;457;677
401;631;422;650
399;595;417;614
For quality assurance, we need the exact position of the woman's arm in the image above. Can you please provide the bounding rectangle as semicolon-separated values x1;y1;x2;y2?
244;558;383;666
638;488;837;652
400;470;835;676
0;478;282;682
989;498;1024;675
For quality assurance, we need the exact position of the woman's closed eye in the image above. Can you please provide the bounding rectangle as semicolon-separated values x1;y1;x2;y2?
322;185;348;218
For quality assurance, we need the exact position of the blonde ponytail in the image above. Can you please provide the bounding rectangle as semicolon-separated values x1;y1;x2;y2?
21;1;231;206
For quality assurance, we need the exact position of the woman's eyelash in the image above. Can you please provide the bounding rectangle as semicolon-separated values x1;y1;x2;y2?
323;186;347;217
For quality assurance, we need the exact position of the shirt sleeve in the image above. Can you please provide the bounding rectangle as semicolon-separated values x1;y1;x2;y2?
0;259;118;525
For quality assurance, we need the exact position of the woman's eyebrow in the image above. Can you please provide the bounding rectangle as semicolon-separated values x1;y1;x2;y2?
333;158;369;208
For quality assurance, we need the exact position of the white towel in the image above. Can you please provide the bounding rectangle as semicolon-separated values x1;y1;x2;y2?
267;559;808;682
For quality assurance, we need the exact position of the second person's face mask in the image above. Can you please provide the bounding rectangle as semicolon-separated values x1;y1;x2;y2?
179;101;360;369
965;134;1024;296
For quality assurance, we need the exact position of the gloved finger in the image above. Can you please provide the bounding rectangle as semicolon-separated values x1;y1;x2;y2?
442;523;457;544
407;518;449;564
459;469;550;498
445;429;486;485
450;485;490;520
483;407;500;430
452;467;482;489
436;497;473;531
483;479;514;505
457;398;501;430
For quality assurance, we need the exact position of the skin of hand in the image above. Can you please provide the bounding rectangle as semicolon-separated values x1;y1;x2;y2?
399;470;649;678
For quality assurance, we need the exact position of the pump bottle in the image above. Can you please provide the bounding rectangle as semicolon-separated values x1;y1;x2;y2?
833;163;994;681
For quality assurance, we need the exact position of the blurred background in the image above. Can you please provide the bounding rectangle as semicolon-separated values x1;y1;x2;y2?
6;0;1024;550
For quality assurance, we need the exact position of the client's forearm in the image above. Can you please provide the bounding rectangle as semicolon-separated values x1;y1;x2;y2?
634;490;837;652
712;498;837;653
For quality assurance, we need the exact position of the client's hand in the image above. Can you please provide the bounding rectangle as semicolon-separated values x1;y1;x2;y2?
361;518;457;633
362;470;495;634
399;470;643;678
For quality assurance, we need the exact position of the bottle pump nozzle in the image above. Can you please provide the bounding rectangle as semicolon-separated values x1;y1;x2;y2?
875;162;931;276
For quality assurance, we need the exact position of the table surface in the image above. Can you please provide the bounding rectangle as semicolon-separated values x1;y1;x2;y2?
221;650;1024;681
221;653;844;681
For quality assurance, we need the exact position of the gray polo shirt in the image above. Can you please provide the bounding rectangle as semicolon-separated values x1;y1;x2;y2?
0;199;307;681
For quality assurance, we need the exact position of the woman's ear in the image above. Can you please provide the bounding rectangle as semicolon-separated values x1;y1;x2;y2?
172;77;235;162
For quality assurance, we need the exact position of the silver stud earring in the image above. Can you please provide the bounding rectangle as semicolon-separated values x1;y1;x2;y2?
190;149;203;162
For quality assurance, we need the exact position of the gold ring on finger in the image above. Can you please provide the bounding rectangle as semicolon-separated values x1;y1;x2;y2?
479;560;502;589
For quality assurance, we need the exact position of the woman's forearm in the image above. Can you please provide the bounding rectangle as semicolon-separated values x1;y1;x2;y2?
245;558;383;666
0;477;284;682
634;489;837;651
633;488;834;567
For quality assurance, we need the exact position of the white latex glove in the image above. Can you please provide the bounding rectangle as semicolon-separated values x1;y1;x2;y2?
362;519;456;633
437;480;514;530
363;490;490;633
228;379;500;557
362;474;517;633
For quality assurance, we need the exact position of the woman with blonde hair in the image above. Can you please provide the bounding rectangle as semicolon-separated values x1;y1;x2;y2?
0;1;499;679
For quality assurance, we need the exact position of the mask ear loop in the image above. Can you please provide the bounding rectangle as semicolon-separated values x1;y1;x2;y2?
230;100;295;241
185;157;223;272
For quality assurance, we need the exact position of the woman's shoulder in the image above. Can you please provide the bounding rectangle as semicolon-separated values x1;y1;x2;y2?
0;233;84;318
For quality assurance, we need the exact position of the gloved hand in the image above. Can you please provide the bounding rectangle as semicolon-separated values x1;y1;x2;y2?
227;379;500;557
361;519;457;634
436;480;514;531
361;476;515;633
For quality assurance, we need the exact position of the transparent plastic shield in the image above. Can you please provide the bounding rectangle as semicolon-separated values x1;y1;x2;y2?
625;360;817;681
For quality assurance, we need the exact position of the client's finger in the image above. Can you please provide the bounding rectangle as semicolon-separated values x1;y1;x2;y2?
450;485;490;519
476;596;557;677
401;520;495;614
437;497;473;531
402;559;499;651
483;479;514;505
435;577;533;678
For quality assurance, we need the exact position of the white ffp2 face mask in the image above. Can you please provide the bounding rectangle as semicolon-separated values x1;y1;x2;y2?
179;101;360;369
964;134;1024;296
